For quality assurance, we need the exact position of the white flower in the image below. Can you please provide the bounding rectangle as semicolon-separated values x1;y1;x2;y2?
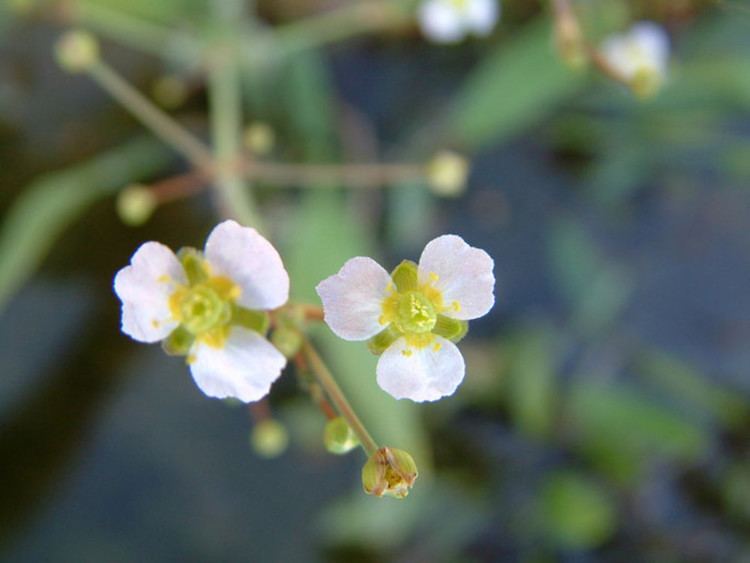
316;235;494;402
418;0;500;44
114;220;289;403
600;22;670;97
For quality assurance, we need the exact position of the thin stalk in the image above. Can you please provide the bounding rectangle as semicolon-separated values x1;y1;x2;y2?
302;339;379;456
243;160;425;188
88;61;214;170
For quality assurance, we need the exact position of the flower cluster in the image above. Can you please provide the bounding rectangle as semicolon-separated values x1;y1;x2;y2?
115;226;494;404
316;235;495;402
418;0;500;44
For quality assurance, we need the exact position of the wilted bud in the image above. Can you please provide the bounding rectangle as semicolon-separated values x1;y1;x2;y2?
152;75;188;109
116;184;157;226
243;122;275;156
55;30;99;73
426;150;469;197
324;417;360;454
250;419;289;458
554;12;587;70
271;326;302;359
361;446;418;499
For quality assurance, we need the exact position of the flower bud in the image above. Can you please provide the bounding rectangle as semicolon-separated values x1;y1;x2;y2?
116;184;157;226
426;151;469;197
243;122;275;156
55;30;99;73
323;417;360;454
152;75;188;109
250;419;289;458
554;12;587;70
361;447;418;499
271;327;302;359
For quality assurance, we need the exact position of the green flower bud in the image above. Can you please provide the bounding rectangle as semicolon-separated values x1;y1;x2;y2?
55;30;99;73
361;447;418;499
243;122;275;156
116;184;157;226
323;417;360;454
151;75;188;109
426;151;469;198
250;419;289;459
271;327;302;359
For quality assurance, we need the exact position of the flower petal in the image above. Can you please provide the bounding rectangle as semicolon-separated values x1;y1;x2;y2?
204;220;290;311
113;241;186;343
376;336;465;402
316;257;392;341
418;0;466;44
189;327;286;403
418;234;495;320
631;21;670;72
465;0;499;36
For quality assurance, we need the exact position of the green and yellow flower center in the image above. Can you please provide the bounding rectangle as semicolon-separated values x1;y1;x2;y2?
161;248;269;356
368;260;468;355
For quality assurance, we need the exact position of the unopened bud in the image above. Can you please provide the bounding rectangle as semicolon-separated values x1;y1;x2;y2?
55;30;99;73
250;419;289;458
361;446;418;499
426;151;469;197
116;184;157;226
324;417;360;454
243;122;275;156
554;13;587;70
271;327;302;359
152;75;188;109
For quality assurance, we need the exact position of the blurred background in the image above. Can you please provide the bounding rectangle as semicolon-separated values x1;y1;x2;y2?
2;0;750;561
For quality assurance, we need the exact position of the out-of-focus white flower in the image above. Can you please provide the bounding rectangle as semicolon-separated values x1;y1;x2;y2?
418;0;500;44
600;21;670;97
316;235;494;402
114;220;289;403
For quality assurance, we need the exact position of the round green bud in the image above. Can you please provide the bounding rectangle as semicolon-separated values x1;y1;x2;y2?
116;184;157;226
243;122;275;156
151;75;188;109
270;327;302;359
361;446;418;499
250;419;289;459
426;150;469;198
55;30;99;74
323;417;360;454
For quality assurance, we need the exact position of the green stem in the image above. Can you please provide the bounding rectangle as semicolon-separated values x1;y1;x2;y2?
88;61;214;170
302;340;380;456
207;1;264;229
271;0;413;57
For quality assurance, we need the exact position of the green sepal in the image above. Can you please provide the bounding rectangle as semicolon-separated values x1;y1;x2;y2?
390;260;418;293
178;247;209;285
367;325;401;355
271;326;302;358
232;305;270;334
433;315;468;343
162;326;194;356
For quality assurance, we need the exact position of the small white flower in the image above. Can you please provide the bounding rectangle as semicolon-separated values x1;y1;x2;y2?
600;22;670;97
316;235;494;402
418;0;500;44
114;220;289;403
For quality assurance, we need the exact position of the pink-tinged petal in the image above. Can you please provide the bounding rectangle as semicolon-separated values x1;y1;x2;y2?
316;257;392;341
376;336;465;402
189;327;286;403
418;234;495;320
114;241;186;343
204;220;289;311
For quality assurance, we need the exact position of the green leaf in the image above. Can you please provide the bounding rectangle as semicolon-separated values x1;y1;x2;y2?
541;470;617;549
0;138;170;312
505;328;558;439
449;18;585;150
568;380;709;480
